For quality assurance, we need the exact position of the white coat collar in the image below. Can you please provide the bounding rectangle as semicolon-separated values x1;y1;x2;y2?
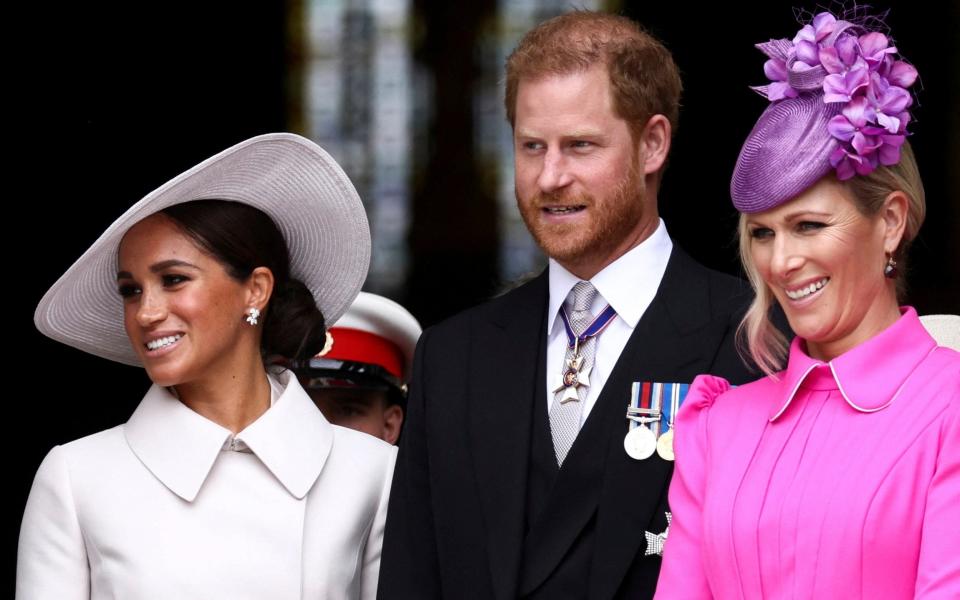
124;370;333;502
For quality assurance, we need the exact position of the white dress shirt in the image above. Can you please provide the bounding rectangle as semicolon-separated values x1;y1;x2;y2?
17;370;397;600
546;218;673;426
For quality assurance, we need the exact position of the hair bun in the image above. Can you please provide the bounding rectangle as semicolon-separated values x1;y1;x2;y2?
262;278;327;361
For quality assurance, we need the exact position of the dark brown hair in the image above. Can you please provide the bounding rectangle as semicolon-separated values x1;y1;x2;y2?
161;199;327;362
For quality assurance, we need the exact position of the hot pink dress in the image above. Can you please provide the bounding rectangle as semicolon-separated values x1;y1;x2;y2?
655;308;959;599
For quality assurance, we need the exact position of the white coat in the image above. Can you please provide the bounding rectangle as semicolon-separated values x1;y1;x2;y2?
16;370;397;600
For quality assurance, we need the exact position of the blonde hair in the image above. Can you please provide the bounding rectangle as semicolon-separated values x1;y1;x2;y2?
737;142;926;376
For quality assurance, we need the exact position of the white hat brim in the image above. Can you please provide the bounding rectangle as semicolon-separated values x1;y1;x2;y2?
34;133;371;366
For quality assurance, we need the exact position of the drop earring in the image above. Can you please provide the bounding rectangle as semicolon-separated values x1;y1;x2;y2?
883;255;898;279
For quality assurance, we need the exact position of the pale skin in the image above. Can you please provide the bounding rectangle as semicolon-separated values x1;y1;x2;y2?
746;177;909;361
513;64;671;280
118;214;275;433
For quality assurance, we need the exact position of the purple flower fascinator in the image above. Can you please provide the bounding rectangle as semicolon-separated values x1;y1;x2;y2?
731;9;918;213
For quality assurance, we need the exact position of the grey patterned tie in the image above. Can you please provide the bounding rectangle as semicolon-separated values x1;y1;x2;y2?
549;281;600;466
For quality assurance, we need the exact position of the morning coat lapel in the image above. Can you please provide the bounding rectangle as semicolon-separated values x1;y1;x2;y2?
588;247;729;599
467;272;548;600
518;248;705;594
518;352;625;594
518;289;683;595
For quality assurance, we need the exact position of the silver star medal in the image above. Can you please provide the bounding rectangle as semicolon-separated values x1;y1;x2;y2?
644;511;672;557
552;353;591;403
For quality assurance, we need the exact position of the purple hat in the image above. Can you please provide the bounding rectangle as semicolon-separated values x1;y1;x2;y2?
731;11;918;213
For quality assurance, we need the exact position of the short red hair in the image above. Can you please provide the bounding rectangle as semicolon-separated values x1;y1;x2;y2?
504;11;682;141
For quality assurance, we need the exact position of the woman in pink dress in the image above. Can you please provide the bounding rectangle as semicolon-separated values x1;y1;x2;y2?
655;9;959;599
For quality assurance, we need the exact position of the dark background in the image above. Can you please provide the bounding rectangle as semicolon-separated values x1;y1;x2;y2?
10;0;958;590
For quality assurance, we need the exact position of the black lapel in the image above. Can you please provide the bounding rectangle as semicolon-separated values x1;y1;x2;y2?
516;293;681;595
589;248;729;600
467;272;548;600
515;247;736;597
517;248;713;594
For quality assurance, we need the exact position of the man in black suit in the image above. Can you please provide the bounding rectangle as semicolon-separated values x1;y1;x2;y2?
379;11;753;600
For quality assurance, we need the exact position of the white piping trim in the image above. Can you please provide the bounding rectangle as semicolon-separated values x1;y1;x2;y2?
830;345;939;414
769;362;820;422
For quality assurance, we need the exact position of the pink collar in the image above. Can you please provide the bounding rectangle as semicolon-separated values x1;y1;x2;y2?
769;307;937;421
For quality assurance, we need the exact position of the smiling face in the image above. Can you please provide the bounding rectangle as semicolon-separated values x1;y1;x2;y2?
513;65;666;279
117;214;261;388
745;177;902;360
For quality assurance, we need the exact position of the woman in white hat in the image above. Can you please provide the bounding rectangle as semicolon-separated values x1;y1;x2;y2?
19;133;396;599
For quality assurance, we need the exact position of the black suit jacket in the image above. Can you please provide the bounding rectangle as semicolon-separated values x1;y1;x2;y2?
379;247;754;600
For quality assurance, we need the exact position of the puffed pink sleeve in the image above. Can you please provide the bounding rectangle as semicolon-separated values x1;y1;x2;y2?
653;374;730;600
16;446;90;600
915;387;960;598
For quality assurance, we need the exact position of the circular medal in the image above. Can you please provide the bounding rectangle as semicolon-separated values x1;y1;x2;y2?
624;426;657;460
656;429;675;461
563;369;579;387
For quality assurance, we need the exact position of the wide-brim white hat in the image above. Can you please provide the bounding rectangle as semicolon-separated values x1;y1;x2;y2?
34;132;371;366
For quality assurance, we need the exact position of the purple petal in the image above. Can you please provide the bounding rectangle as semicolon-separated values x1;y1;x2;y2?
793;24;815;45
835;34;859;66
878;143;902;166
859;34;897;69
765;84;786;102
795;40;820;66
823;74;852;103
858;32;890;57
850;56;870;72
819;47;845;74
766;81;798;101
844;67;871;96
823;92;850;103
887;61;919;88
764;58;788;81
841;97;873;126
862;124;887;136
878;135;907;164
831;150;857;180
879;86;912;114
869;71;890;96
829;146;847;164
812;12;838;40
828;115;857;141
876;112;901;133
881;134;906;149
855;153;879;175
895;111;912;133
877;55;893;77
851;132;882;155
